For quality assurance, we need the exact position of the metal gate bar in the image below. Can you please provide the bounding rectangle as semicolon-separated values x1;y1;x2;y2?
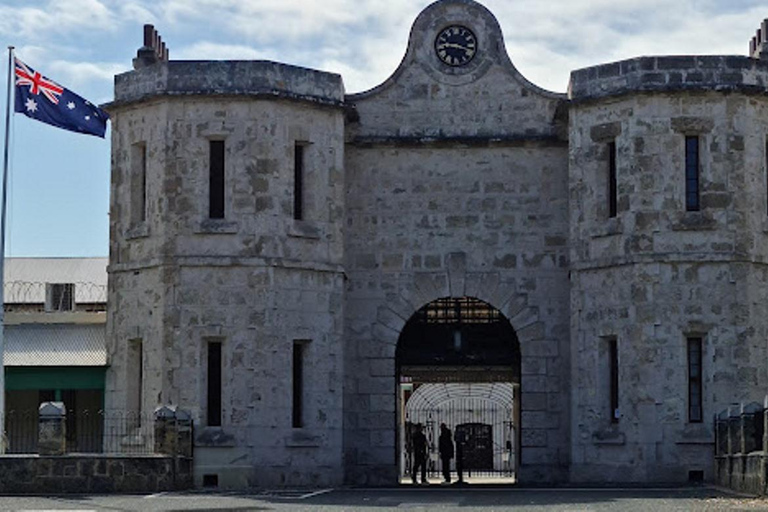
402;397;515;480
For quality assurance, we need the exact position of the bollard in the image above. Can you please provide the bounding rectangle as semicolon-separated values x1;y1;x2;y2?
38;402;66;456
154;405;177;455
175;409;193;458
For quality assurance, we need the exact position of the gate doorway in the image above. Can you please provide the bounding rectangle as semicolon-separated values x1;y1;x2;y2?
396;297;521;485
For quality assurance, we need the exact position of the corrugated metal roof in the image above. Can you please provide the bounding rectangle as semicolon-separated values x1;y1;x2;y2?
4;257;107;304
3;324;107;366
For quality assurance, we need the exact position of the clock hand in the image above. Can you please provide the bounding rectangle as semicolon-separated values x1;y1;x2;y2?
439;43;469;50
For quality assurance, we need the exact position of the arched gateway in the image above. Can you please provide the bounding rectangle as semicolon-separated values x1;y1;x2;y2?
396;297;521;484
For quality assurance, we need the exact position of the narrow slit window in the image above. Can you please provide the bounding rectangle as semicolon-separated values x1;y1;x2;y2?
609;338;619;424
130;143;147;225
292;341;308;428
608;141;617;218
207;340;222;427
137;342;143;417
687;337;703;423
209;140;225;219
127;339;143;425
293;143;305;221
765;138;768;216
685;136;700;212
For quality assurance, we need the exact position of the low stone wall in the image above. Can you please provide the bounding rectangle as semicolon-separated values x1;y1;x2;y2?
0;455;192;494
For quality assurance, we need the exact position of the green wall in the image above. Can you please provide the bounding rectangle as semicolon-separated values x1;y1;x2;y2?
5;367;106;391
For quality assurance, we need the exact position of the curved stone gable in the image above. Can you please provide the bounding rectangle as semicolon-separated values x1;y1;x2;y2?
346;0;567;143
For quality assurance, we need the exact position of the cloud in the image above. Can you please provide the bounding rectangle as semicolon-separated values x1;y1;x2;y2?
4;0;764;99
155;0;426;43
172;42;270;60
118;2;157;25
479;0;765;91
0;0;115;38
47;61;129;87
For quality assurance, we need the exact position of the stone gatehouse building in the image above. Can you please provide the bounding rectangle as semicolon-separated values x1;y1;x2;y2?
104;0;768;488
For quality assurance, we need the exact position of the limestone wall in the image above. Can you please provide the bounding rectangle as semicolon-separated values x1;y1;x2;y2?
343;0;571;485
0;455;192;494
343;144;571;484
568;84;768;482
107;62;347;488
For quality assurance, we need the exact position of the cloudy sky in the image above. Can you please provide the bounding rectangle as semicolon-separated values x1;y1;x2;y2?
0;0;765;257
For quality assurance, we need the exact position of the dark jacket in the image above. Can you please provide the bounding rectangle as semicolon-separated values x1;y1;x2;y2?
439;428;454;459
412;430;427;458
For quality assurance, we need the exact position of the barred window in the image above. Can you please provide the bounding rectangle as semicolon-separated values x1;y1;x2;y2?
687;337;703;423
294;143;305;221
608;141;617;218
685;136;700;212
209;140;225;219
609;338;619;423
46;283;74;312
207;340;222;427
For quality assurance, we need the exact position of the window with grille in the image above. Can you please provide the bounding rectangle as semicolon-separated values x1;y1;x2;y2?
207;340;222;427
608;337;619;423
687;337;703;423
46;283;74;311
294;143;305;221
608;141;617;218
209;140;225;219
685;136;700;211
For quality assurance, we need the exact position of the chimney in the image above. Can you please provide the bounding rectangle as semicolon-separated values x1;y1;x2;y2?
750;19;768;60
133;24;171;70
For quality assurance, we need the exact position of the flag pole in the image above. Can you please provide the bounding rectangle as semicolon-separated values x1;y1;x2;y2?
0;45;14;453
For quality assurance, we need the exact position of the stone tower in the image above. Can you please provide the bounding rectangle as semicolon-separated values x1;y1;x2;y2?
105;43;347;486
568;56;768;482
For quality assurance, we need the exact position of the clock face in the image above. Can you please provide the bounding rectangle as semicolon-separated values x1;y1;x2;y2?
435;25;477;67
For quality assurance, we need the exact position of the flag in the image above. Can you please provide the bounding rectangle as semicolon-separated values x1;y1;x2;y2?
14;58;109;138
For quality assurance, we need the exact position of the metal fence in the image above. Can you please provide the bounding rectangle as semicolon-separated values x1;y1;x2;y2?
402;403;516;480
714;402;765;457
4;281;107;311
3;409;156;455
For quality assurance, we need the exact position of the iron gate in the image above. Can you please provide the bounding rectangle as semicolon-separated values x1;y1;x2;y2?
401;400;516;479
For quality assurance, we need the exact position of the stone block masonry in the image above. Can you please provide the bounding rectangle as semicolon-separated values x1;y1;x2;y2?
103;0;768;489
0;456;191;494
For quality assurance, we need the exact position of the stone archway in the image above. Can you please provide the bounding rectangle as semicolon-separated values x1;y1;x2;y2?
395;295;521;484
350;253;567;486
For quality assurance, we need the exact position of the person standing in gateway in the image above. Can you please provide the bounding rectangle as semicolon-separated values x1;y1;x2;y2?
411;424;428;485
454;427;466;484
438;423;454;484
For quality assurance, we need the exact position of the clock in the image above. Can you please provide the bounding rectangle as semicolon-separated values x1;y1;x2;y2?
434;25;477;67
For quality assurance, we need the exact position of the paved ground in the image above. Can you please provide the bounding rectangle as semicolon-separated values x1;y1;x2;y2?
0;487;767;511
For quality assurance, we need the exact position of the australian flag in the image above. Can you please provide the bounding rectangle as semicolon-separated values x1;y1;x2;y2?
14;58;109;138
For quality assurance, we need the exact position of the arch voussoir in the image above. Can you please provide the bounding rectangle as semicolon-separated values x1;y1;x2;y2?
376;305;408;334
446;251;468;297
482;280;517;312
412;272;449;306
512;308;542;342
464;272;500;302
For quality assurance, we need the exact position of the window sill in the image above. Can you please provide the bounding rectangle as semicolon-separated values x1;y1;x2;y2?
592;428;625;445
591;218;622;238
288;220;321;240
125;224;150;240
671;211;716;231
196;219;239;235
675;423;713;445
285;430;322;448
675;438;714;445
194;426;236;447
